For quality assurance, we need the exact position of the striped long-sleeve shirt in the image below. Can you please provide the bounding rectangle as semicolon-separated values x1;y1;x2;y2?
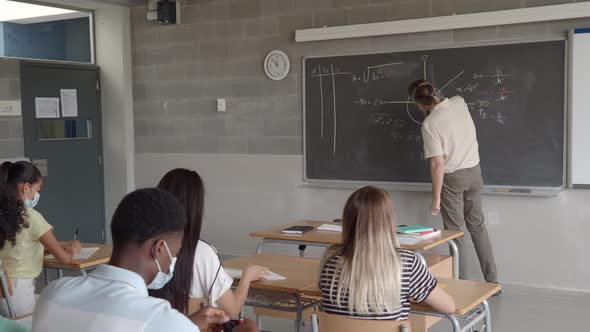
319;249;437;320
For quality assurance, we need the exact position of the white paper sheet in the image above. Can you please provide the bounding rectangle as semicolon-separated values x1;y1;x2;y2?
317;224;342;232
35;97;60;118
0;100;21;116
60;89;78;117
45;247;100;260
224;268;286;281
397;237;422;245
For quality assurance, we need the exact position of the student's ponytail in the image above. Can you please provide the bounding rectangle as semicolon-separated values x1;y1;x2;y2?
408;79;437;107
0;161;13;185
0;161;42;190
0;181;29;251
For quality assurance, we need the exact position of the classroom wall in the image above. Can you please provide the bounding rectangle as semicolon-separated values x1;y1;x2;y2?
0;0;137;243
132;0;590;291
0;58;23;158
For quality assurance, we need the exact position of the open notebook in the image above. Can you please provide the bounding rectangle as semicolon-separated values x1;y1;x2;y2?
45;247;100;260
224;268;286;281
316;224;423;245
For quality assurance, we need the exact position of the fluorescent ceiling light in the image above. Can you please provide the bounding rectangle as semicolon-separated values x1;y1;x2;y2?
0;0;87;23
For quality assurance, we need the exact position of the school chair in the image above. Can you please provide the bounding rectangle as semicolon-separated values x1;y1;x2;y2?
0;260;16;318
249;289;322;331
311;311;411;332
188;297;208;315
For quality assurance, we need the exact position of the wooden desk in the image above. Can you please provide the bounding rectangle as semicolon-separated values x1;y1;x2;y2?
223;254;319;293
303;278;500;332
43;243;112;282
223;254;321;332
250;220;463;278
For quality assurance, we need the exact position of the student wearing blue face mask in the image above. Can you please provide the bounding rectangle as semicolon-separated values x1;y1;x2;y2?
32;188;256;332
0;187;31;331
0;161;81;317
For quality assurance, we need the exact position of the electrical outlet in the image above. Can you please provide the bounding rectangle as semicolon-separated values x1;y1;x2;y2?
217;98;226;112
147;11;157;21
486;211;500;226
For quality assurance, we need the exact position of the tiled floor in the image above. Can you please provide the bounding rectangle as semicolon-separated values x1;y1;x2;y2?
250;284;590;332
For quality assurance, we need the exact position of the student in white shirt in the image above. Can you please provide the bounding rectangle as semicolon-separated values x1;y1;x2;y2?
32;188;246;332
150;169;268;320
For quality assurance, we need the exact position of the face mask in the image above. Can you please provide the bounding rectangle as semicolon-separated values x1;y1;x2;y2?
24;191;40;209
146;241;177;290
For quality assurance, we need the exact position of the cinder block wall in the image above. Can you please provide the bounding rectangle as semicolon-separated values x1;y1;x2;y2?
132;0;590;290
131;0;590;154
0;58;23;158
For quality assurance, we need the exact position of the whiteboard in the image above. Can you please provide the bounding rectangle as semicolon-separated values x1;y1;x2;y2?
571;29;590;188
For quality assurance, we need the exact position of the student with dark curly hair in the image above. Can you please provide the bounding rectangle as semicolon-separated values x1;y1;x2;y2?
0;187;30;331
0;187;28;252
0;161;81;316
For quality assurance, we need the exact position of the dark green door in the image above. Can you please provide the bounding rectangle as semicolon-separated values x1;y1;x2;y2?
20;61;104;243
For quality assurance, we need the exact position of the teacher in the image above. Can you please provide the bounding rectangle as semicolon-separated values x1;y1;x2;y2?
408;79;498;284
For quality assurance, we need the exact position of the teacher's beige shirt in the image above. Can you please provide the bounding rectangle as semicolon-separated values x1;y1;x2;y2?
421;96;480;174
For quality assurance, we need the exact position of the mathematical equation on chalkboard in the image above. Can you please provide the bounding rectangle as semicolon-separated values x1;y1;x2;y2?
308;55;517;155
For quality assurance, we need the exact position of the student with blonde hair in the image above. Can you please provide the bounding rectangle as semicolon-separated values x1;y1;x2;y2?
319;186;455;319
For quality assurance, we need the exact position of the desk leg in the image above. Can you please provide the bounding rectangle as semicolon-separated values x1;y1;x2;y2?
448;239;460;279
0;271;15;318
294;295;303;332
445;313;461;332
58;269;63;279
256;315;262;330
80;269;88;277
298;245;307;258
43;267;49;286
483;300;491;332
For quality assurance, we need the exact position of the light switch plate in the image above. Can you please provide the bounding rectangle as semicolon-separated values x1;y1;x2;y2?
217;98;226;112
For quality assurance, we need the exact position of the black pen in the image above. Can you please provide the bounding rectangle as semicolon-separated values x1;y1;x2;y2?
74;228;79;240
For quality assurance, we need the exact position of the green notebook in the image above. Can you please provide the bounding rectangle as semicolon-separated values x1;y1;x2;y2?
397;225;434;234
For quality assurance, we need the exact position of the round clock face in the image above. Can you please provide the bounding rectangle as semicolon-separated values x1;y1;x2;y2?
264;50;290;80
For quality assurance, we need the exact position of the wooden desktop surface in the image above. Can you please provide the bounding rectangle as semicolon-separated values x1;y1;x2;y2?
302;278;500;316
43;243;112;269
250;220;464;251
223;254;320;293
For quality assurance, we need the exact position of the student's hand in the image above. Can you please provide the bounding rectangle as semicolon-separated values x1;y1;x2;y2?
66;240;82;254
189;306;229;330
431;197;441;216
243;265;269;282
